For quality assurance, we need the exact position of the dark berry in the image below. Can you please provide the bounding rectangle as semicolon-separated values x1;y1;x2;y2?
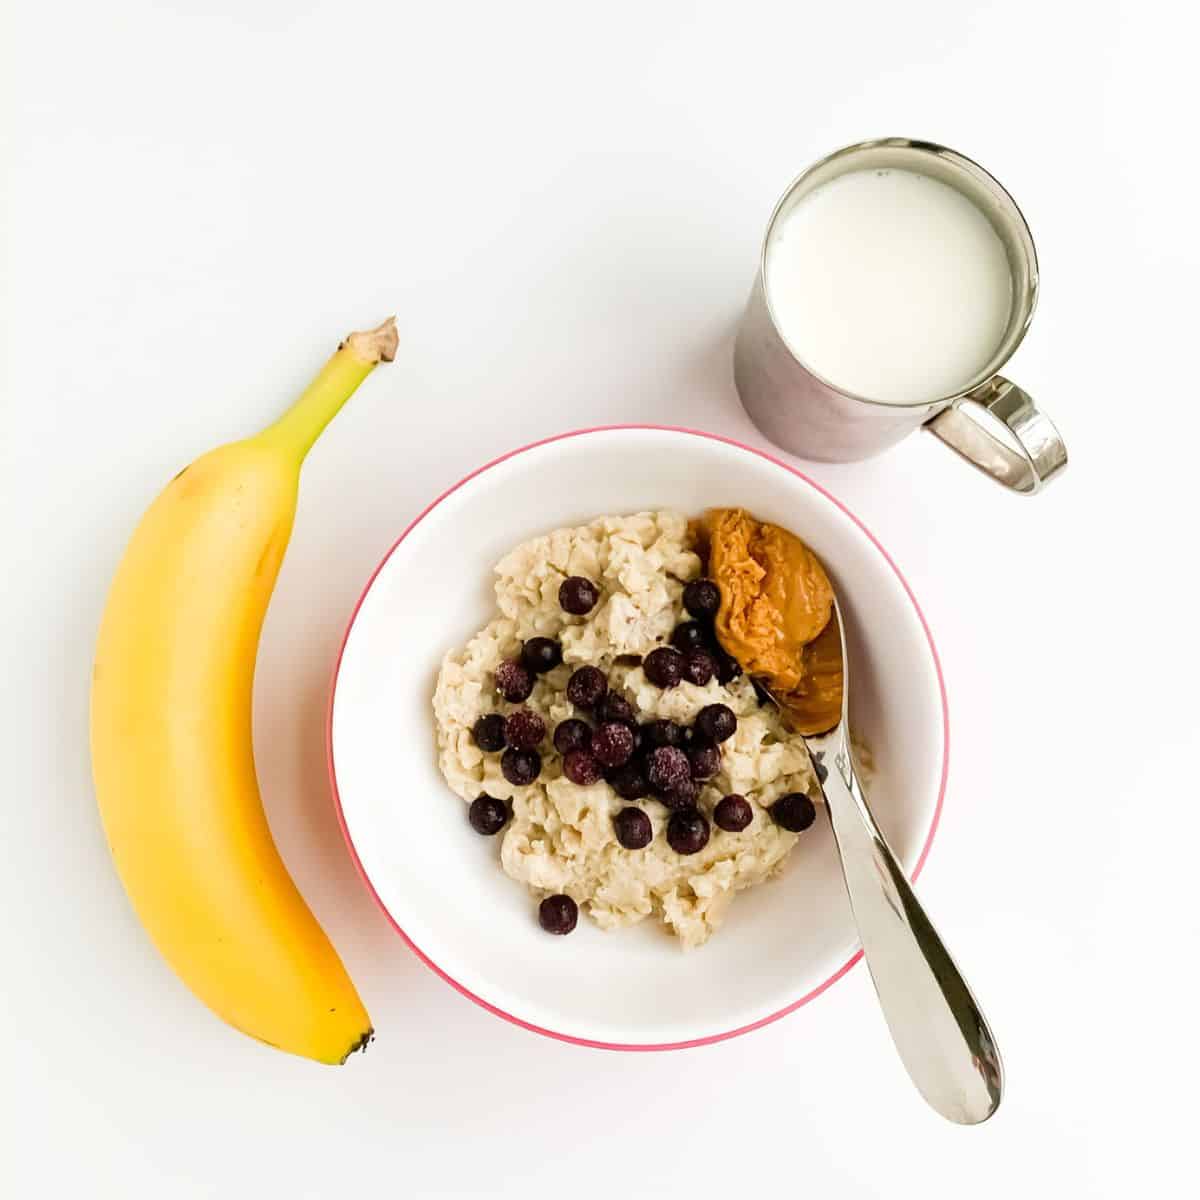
494;658;534;702
472;713;507;753
608;759;649;800
671;621;709;653
695;703;737;744
468;794;509;835
501;748;541;786
613;807;653;850
563;749;603;786
559;576;600;615
522;637;562;674
504;708;546;751
689;743;721;780
597;692;634;724
591;721;635;768
714;650;742;685
714;794;753;832
566;665;607;709
660;778;699;810
627;723;644;754
538;894;578;934
644;647;684;688
643;719;686;749
772;792;817;832
553;718;592;755
647;745;691;794
683;649;716;687
683;579;721;619
667;808;710;855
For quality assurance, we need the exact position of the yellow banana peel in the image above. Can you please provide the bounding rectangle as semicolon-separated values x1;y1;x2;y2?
91;319;397;1063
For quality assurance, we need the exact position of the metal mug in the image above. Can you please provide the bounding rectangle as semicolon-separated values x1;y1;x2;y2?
733;138;1067;494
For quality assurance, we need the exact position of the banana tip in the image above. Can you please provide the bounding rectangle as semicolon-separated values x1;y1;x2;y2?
339;1028;375;1064
343;319;398;365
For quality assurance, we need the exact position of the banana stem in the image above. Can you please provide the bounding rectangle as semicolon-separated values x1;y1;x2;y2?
258;318;398;461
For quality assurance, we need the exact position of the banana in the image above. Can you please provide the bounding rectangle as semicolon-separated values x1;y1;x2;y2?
91;319;397;1064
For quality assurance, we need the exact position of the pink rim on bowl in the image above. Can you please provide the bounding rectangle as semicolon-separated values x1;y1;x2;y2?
326;425;950;1052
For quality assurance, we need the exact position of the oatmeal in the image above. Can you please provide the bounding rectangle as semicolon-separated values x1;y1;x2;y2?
432;510;822;948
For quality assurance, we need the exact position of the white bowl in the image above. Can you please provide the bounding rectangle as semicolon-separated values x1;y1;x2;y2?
328;427;947;1050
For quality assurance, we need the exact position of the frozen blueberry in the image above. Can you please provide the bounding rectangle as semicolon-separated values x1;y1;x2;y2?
714;650;742;686
644;647;684;688
683;578;721;619
566;665;607;709
504;708;546;751
608;759;649;800
538;894;578;935
494;658;534;703
647;745;691;794
689;742;721;781
667;808;710;855
643;719;686;749
501;748;541;786
471;713;507;753
613;807;653;850
597;692;634;724
772;792;817;832
659;777;699;810
683;649;716;687
714;794;753;832
670;621;709;653
695;703;737;744
468;794;509;835
553;718;592;755
522;637;562;674
559;576;600;616
591;721;635;768
563;749;603;786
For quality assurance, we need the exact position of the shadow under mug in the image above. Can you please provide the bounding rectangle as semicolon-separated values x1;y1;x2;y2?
733;138;1067;495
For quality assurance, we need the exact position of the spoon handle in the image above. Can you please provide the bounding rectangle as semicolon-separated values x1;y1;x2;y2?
819;737;1003;1124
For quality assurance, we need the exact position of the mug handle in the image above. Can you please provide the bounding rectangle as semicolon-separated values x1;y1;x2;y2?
926;377;1067;495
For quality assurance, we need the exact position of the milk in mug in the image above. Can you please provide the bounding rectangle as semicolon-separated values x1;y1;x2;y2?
764;168;1014;404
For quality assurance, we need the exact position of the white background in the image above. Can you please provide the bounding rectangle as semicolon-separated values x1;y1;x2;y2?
3;1;1198;1196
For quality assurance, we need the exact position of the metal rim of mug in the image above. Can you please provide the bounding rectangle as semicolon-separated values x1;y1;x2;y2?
757;137;1041;411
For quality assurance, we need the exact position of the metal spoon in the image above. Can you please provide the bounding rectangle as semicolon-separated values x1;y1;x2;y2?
761;597;1004;1124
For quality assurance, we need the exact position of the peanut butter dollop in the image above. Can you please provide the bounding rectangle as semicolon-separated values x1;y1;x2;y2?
697;508;843;735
